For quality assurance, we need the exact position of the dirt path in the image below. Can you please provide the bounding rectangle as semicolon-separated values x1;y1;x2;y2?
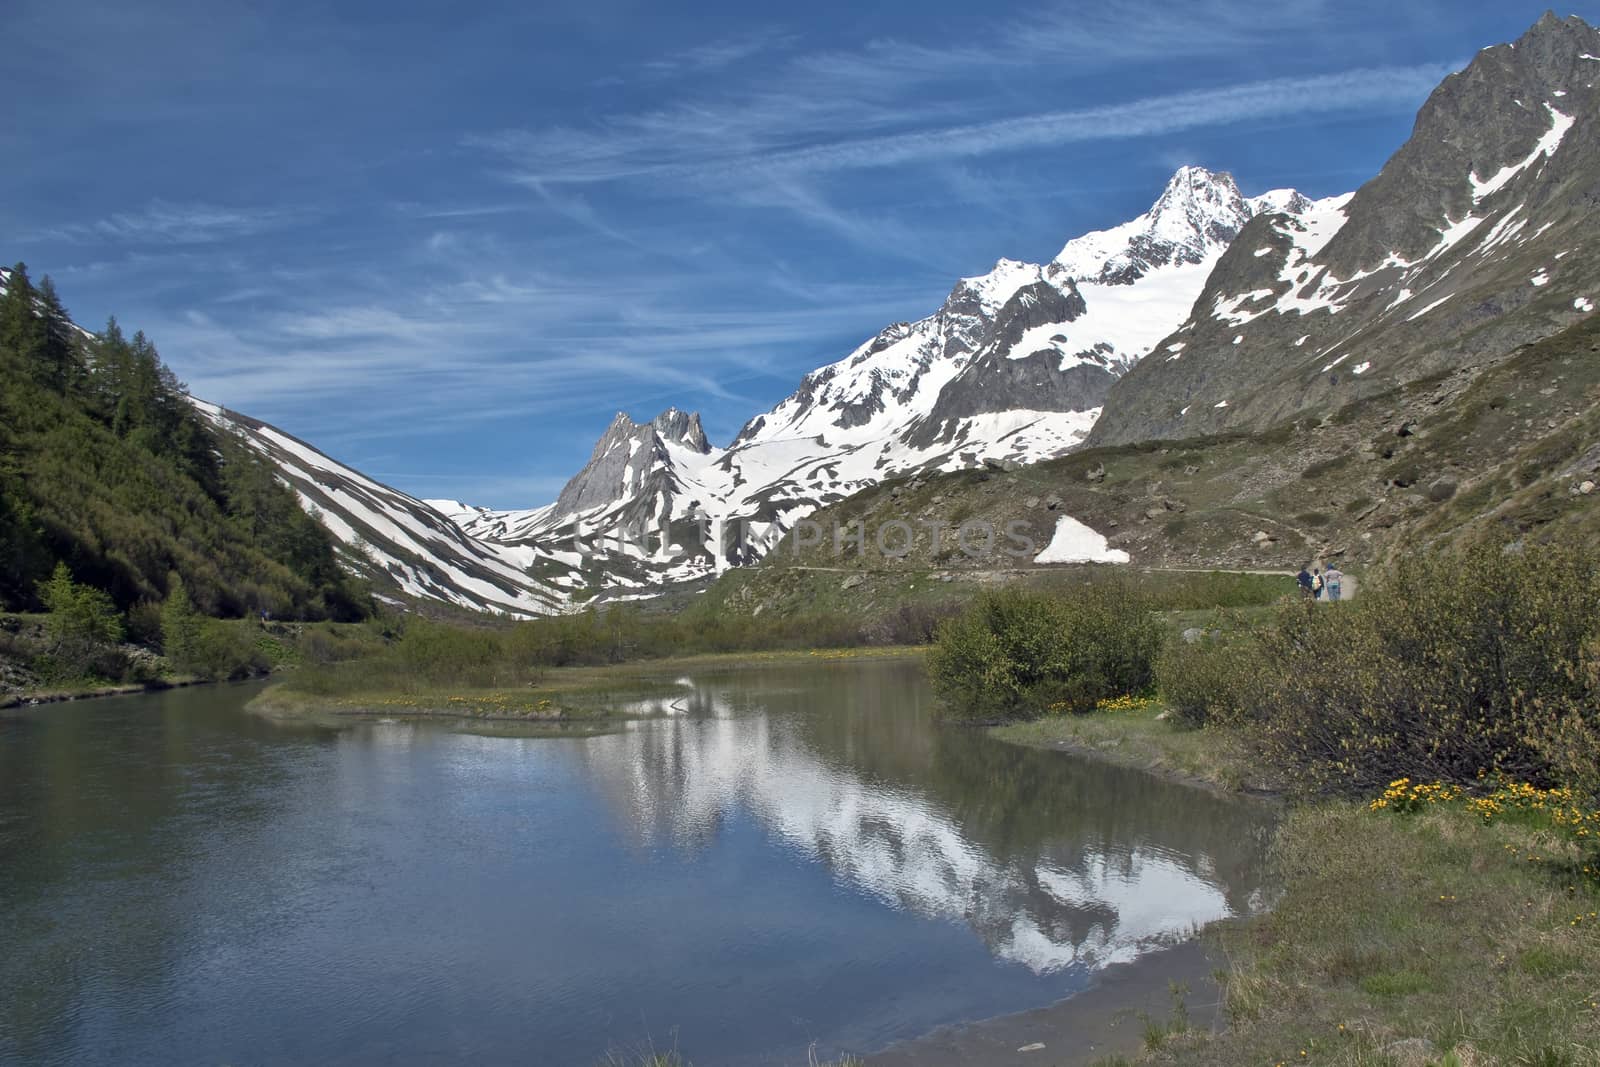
776;562;1359;599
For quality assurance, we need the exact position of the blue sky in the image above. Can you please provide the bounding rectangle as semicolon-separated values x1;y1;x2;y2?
5;1;1591;508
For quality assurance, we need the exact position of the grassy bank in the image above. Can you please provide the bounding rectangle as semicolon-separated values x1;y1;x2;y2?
990;700;1260;794
252;645;923;721
1;610;387;707
988;705;1600;1065
1090;797;1600;1066
957;535;1600;1065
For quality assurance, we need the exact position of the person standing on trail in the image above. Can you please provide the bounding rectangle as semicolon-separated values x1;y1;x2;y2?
1297;565;1314;598
1311;566;1324;600
1324;564;1343;602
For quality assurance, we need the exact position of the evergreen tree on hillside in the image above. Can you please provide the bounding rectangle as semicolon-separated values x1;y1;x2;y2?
35;275;76;390
0;266;370;621
0;262;46;377
160;573;202;671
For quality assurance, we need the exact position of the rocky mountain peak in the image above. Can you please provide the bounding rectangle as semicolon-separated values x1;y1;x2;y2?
1052;165;1263;285
650;407;710;453
1313;12;1598;278
549;407;706;520
1088;11;1600;450
1145;165;1248;238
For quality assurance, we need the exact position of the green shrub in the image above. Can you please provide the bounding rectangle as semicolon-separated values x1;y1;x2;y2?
1238;536;1600;795
1527;638;1600;808
1155;625;1260;729
860;600;964;645
925;583;1161;720
160;574;203;672
188;621;271;680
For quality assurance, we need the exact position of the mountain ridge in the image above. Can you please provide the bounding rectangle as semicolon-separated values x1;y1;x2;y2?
1087;11;1600;447
113;12;1600;616
421;166;1323;604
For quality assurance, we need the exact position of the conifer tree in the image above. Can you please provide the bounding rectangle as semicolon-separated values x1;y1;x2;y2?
160;573;203;671
39;563;124;678
36;275;77;390
0;262;45;371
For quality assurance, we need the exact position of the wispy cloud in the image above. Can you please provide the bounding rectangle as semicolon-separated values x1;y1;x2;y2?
160;253;926;442
714;65;1454;180
639;29;798;80
13;0;1494;511
474;64;1451;189
468;0;1444;199
38;199;306;245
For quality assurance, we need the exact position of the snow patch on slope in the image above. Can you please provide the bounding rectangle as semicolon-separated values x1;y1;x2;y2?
1034;516;1130;565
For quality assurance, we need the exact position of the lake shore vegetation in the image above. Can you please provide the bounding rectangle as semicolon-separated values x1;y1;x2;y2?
947;534;1600;1065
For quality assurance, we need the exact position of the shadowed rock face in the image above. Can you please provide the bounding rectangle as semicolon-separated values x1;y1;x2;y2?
730;166;1290;454
1088;13;1600;449
905;281;1116;447
551;407;710;521
1320;12;1600;279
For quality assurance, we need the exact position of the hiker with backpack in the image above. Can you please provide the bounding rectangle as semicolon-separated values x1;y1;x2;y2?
1297;565;1315;598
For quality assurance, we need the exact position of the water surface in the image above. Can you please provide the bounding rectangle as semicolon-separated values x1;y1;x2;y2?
0;659;1275;1065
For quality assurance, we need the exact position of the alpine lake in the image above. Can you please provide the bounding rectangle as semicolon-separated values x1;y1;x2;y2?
0;655;1276;1065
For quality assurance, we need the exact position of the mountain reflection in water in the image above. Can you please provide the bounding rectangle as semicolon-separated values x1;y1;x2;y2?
572;658;1273;975
0;658;1275;1066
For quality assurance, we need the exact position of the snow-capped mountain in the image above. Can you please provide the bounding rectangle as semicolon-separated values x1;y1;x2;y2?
193;402;575;615
204;13;1600;614
430;167;1319;597
1088;12;1600;445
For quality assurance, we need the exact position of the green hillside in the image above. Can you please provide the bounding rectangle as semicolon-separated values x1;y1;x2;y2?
0;263;368;623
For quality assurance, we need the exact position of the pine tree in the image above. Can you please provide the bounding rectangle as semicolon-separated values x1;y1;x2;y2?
160;573;202;672
87;316;132;425
36;275;77;391
0;262;45;372
39;563;124;678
